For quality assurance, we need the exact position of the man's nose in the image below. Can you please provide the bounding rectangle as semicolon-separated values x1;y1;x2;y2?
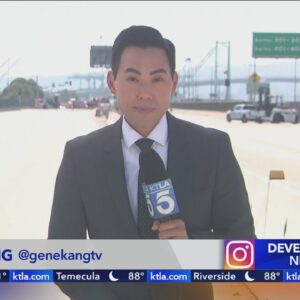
138;82;152;100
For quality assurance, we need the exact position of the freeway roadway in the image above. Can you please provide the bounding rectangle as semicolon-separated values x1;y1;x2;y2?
1;107;299;238
0;107;300;299
173;109;300;238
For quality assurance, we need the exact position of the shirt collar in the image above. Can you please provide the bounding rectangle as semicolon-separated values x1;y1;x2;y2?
122;114;168;149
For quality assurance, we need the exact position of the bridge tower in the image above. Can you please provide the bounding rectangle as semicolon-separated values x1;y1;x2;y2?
178;41;231;100
213;41;231;100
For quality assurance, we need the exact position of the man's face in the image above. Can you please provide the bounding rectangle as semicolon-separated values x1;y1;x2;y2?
107;46;178;136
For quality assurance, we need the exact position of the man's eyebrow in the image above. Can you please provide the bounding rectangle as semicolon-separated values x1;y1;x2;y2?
124;68;141;75
150;68;167;75
124;67;168;76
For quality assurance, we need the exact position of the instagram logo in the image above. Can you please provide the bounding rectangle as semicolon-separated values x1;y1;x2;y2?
225;240;255;269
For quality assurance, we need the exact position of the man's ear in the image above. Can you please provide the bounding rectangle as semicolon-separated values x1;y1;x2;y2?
171;71;179;96
107;70;116;94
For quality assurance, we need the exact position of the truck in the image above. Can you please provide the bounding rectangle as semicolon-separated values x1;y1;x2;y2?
253;86;298;124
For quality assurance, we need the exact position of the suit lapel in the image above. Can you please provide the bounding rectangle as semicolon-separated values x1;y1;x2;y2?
166;112;191;216
103;117;139;238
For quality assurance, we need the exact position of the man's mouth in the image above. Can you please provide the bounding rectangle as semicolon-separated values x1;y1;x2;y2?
134;106;155;113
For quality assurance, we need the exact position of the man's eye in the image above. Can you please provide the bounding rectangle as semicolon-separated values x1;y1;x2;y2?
127;77;138;82
153;77;164;82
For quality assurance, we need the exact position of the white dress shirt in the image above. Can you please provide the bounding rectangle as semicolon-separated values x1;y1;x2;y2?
121;114;168;223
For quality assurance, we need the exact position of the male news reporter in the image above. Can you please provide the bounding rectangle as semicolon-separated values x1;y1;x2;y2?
48;25;255;300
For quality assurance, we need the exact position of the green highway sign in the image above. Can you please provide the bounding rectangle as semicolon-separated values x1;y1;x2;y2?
253;32;300;58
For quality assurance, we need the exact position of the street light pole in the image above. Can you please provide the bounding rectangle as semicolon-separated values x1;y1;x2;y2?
225;41;231;100
248;64;254;102
185;58;191;99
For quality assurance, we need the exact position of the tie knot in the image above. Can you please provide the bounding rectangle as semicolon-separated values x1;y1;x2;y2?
135;138;154;152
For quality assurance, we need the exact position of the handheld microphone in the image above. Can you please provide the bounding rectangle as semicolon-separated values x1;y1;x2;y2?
139;149;180;221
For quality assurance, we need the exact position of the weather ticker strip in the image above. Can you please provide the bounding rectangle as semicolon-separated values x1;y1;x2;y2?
0;269;292;283
2;239;300;284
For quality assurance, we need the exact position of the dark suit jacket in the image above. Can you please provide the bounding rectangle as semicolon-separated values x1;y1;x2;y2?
48;112;255;299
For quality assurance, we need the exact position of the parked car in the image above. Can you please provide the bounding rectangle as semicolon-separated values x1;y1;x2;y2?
84;98;98;109
35;96;60;109
95;98;111;119
226;104;258;123
66;98;86;109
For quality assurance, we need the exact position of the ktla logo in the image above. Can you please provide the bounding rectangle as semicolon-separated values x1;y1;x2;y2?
224;240;255;269
143;180;179;219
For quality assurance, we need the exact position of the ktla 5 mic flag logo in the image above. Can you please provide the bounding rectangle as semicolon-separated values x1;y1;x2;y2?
224;240;255;270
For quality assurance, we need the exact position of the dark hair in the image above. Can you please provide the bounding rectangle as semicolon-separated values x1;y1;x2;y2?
111;25;175;77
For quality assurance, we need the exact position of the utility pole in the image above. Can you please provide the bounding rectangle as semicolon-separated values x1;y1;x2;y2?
214;42;218;99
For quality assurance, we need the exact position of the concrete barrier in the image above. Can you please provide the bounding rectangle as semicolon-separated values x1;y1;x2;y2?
243;169;300;238
171;100;245;112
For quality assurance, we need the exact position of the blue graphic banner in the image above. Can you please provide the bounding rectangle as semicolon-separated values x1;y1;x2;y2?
255;240;300;269
9;270;53;282
147;270;191;283
283;270;300;282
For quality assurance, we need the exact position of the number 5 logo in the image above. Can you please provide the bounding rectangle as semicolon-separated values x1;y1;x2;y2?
146;197;154;217
156;190;175;215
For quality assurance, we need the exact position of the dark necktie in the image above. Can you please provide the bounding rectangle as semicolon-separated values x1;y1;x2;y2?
135;138;157;239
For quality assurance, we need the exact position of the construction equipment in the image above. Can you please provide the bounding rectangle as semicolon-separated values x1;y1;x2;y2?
253;86;299;124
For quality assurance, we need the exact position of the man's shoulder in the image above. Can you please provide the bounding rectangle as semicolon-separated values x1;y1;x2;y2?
66;121;119;150
170;113;229;141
